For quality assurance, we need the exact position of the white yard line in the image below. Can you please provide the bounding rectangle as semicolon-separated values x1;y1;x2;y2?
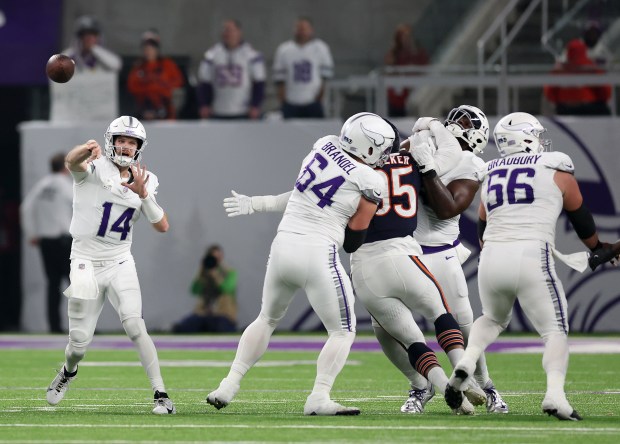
0;424;618;433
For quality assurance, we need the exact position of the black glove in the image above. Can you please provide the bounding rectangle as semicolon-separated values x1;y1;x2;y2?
588;241;620;271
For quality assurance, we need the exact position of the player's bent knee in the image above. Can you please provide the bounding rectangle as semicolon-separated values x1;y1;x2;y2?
68;328;91;354
122;317;146;341
258;312;280;329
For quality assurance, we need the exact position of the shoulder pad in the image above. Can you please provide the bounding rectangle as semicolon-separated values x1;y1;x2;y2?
541;152;574;173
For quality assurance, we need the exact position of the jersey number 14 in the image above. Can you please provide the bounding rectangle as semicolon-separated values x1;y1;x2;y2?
97;202;135;240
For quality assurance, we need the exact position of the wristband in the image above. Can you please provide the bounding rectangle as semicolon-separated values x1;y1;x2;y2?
141;193;165;223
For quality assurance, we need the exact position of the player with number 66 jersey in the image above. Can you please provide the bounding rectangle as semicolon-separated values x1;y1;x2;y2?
447;112;614;421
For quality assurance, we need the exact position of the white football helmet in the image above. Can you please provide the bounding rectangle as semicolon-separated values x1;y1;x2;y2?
338;112;396;168
493;112;551;157
444;105;489;154
104;116;147;167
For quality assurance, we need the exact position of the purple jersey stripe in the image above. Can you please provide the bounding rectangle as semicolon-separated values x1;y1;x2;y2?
544;243;568;334
330;244;352;331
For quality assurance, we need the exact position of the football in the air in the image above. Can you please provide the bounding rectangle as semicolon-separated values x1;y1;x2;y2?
46;54;75;83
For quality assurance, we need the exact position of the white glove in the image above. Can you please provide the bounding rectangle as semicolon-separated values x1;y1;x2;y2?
223;190;254;217
412;117;440;133
410;141;437;175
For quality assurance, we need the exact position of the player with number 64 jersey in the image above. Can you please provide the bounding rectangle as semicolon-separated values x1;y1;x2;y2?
207;113;393;416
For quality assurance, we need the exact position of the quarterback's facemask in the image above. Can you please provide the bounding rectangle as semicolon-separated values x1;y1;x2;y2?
493;112;551;157
338;112;396;168
444;105;489;154
104;116;147;167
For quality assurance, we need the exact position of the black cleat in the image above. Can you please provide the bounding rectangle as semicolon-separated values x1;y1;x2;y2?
444;383;464;410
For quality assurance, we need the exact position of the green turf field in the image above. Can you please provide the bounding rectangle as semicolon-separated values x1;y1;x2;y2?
1;337;619;443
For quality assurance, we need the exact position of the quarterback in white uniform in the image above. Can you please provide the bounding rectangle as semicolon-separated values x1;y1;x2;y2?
46;116;176;415
207;113;393;416
447;112;613;421
197;20;266;119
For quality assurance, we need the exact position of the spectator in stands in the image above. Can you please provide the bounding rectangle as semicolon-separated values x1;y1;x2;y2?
544;38;611;116
172;245;237;333
127;30;185;120
273;17;334;119
197;20;265;120
63;15;121;73
560;21;612;67
384;24;429;117
20;153;73;333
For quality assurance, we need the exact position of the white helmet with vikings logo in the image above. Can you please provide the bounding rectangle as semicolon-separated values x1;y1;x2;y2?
338;112;396;168
104;116;148;167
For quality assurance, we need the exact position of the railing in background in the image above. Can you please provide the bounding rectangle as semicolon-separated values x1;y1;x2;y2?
325;66;620;118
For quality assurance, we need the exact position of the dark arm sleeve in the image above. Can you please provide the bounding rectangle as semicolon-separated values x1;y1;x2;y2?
343;226;368;253
565;203;597;240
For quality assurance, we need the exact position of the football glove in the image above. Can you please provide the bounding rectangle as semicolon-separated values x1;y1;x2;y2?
410;140;437;175
412;117;440;133
223;190;254;217
588;241;620;271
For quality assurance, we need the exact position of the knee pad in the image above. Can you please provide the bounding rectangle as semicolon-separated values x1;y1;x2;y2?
407;342;440;378
123;317;146;341
434;313;465;352
258;312;281;329
68;328;90;354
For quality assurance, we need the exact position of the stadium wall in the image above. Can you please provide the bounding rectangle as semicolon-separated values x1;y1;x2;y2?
19;117;620;333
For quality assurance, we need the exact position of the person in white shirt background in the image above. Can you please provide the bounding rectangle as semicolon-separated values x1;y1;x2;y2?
273;17;334;119
197;19;266;120
21;153;73;333
62;15;122;73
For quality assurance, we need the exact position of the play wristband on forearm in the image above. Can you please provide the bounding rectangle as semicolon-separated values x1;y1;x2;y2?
141;193;165;223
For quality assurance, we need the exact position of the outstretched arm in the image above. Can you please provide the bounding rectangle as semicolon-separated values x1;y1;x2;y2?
65;140;101;172
223;190;292;217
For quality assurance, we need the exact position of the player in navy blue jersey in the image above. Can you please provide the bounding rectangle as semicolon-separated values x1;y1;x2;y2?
375;106;508;415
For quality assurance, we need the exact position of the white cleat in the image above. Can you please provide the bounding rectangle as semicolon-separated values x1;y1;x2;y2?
304;393;360;416
152;391;176;414
464;383;487;407
401;383;435;414
542;395;582;421
484;382;509;413
46;367;76;406
206;377;240;410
